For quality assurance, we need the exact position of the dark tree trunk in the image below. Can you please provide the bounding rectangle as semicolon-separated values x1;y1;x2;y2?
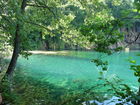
6;0;27;75
6;25;20;75
45;40;50;50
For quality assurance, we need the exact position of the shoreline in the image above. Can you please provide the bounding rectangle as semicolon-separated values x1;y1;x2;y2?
28;50;68;55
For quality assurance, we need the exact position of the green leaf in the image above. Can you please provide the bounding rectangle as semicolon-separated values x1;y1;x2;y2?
130;60;136;64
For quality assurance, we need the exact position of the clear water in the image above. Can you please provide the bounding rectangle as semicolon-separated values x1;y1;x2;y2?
17;51;140;90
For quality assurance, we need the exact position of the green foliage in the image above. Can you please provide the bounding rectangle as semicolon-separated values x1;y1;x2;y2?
134;0;140;11
80;18;124;54
0;33;11;76
0;0;140;104
0;69;112;105
92;59;108;71
1;0;135;53
129;57;140;83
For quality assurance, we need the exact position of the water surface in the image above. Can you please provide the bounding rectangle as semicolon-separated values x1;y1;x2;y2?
17;51;140;89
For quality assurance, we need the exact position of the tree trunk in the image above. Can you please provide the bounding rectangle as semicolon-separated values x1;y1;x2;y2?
45;40;49;50
6;25;20;75
6;0;27;76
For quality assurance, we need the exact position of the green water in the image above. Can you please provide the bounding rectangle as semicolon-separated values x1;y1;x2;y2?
17;51;140;90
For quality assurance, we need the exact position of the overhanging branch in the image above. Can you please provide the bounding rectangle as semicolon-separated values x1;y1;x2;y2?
26;4;56;17
25;21;56;34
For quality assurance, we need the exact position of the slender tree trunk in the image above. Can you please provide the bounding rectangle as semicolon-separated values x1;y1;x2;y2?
6;0;27;76
6;25;20;75
45;40;50;50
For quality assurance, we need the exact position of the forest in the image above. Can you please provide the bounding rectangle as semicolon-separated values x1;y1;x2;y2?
0;0;140;105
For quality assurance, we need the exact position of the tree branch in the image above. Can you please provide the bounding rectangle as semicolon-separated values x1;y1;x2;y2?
26;4;56;17
25;21;56;34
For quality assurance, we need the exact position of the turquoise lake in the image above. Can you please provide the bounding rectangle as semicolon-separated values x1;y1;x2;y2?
17;51;140;90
